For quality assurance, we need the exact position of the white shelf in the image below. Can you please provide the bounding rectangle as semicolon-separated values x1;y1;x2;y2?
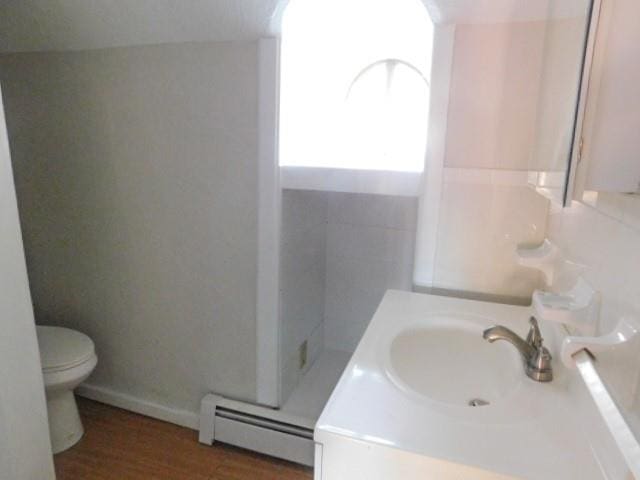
280;166;422;197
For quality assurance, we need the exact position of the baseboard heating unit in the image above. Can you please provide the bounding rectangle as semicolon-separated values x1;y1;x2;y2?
198;394;315;466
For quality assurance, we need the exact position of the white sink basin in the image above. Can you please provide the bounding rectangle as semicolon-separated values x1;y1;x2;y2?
316;291;606;480
386;316;522;407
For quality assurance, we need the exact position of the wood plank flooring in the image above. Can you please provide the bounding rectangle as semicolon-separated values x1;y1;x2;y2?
54;397;314;480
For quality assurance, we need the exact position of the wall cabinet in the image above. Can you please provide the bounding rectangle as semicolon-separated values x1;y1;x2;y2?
581;0;640;193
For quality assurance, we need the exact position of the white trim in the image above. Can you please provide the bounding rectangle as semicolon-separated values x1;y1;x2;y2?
76;383;199;430
280;166;422;197
413;24;455;289
268;0;290;36
198;393;222;445
276;166;531;200
256;38;282;407
314;444;323;480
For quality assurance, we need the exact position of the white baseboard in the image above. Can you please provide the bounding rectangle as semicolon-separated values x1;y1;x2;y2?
76;383;199;430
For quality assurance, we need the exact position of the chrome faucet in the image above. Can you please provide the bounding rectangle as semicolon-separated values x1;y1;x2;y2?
483;317;553;382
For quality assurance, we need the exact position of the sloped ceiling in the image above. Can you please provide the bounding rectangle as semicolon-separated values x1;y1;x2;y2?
0;0;282;52
0;0;589;53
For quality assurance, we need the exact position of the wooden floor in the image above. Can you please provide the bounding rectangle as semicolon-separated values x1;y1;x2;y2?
54;398;314;480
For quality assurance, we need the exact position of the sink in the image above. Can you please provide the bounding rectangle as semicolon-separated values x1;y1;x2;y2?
386;317;523;407
316;291;603;480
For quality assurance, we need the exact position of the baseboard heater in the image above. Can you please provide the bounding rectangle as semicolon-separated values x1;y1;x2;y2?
198;394;315;466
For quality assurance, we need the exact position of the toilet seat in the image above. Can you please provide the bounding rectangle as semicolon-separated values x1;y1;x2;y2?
37;326;95;373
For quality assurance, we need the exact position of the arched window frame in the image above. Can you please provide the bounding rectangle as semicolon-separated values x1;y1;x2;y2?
346;58;430;100
339;58;431;172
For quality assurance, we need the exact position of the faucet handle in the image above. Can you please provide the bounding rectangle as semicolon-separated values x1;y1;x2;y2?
526;345;553;382
527;316;543;348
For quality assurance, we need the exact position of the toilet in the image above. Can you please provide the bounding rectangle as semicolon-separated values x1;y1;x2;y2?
36;326;97;454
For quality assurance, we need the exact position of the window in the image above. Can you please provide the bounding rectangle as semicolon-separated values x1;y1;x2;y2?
279;0;434;173
342;60;430;172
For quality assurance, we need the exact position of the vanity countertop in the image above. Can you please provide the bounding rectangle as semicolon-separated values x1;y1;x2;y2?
315;290;607;479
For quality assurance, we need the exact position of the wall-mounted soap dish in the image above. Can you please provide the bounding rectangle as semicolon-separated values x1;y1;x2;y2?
561;316;640;369
516;239;559;286
532;277;601;337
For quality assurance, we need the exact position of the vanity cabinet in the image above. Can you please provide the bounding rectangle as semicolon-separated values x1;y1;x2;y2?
581;0;640;193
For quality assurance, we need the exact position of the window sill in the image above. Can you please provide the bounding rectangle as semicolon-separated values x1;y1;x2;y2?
279;166;423;197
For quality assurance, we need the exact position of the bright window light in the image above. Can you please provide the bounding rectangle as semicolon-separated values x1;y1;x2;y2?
279;0;434;172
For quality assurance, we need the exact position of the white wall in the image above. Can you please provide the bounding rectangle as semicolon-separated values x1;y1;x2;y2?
432;170;549;302
549;198;640;407
0;41;260;418
422;20;553;301
324;193;417;352
280;17;580;373
445;21;546;171
445;15;587;175
279;191;416;363
0;85;55;479
278;184;544;359
280;189;327;401
548;197;640;477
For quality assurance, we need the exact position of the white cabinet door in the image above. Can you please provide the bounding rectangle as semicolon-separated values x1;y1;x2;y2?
583;0;640;193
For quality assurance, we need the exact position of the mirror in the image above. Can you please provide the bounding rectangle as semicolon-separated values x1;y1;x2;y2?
526;1;594;205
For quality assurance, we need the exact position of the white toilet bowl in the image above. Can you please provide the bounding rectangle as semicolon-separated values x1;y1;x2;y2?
36;326;97;454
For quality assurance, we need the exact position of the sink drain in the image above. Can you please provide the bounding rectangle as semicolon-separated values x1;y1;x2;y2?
468;398;490;407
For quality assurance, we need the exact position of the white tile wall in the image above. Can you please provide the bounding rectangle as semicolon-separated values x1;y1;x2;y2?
548;197;640;475
433;176;549;301
552;198;640;404
324;193;418;352
549;198;640;385
280;190;417;394
279;189;328;402
282;183;549;387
